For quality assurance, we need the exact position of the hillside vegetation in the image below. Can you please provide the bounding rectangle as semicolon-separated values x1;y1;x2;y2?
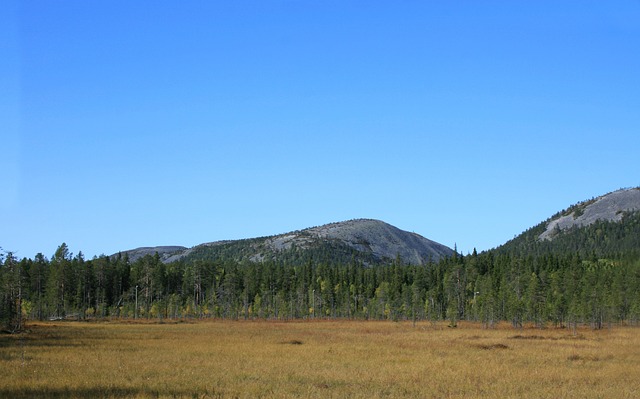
499;188;640;258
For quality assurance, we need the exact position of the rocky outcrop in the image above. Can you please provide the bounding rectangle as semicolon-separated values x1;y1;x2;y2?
539;188;640;240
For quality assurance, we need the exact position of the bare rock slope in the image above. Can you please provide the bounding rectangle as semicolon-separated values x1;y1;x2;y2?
114;246;187;263
301;219;453;264
251;219;453;264
539;187;640;241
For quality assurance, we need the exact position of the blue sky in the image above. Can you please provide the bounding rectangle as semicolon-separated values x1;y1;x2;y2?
2;1;639;259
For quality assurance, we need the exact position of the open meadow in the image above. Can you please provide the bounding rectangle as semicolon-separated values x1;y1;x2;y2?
1;320;639;398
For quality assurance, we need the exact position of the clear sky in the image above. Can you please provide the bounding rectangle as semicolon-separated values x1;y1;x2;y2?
2;1;639;260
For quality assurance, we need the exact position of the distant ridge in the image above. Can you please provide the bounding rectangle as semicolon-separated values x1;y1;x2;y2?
116;219;454;266
113;246;187;263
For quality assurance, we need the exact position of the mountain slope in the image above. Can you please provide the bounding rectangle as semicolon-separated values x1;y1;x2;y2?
293;219;453;264
113;246;187;263
120;219;454;266
539;188;640;240
498;187;640;256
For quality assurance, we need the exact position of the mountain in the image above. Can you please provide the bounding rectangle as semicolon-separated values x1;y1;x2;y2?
117;219;454;266
498;187;640;256
538;188;640;240
113;246;187;263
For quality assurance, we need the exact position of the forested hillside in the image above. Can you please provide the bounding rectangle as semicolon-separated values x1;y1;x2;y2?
160;235;382;267
2;191;640;331
497;211;640;258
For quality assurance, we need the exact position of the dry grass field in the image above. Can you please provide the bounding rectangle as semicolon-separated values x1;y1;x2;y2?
1;320;639;398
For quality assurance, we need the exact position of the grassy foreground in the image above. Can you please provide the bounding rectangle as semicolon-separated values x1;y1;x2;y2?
1;320;639;398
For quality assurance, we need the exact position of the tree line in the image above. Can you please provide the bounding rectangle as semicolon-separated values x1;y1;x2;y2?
2;239;640;331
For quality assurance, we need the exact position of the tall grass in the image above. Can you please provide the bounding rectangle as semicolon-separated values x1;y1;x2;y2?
1;320;639;398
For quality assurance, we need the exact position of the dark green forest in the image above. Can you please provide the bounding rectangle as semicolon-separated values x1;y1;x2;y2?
2;212;640;332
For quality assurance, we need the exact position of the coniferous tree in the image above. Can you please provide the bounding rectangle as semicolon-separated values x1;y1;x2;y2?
1;251;23;331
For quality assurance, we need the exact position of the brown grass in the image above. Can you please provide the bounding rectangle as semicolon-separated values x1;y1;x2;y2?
0;320;639;398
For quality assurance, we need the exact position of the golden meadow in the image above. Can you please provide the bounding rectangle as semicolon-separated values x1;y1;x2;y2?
1;320;639;398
